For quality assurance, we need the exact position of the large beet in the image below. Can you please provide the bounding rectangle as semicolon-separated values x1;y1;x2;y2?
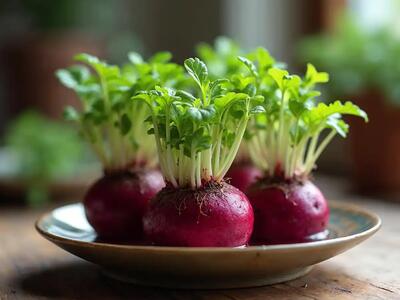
84;169;164;240
247;179;329;244
143;182;254;247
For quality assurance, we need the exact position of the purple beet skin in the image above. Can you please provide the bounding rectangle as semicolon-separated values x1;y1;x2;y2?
226;163;262;192
84;169;165;240
143;182;254;247
247;179;329;244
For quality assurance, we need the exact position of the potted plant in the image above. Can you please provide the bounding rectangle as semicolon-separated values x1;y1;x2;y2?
195;38;264;191
57;52;190;240
137;55;268;247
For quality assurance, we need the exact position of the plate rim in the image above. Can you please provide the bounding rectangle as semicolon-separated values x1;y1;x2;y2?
36;200;381;253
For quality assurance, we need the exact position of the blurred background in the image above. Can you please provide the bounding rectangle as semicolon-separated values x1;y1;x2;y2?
0;0;399;205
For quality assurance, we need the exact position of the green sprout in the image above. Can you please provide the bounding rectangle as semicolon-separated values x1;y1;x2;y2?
56;52;187;173
236;49;368;179
134;58;264;188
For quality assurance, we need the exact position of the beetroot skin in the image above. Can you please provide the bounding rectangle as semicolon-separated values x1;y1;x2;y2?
84;169;164;240
143;182;254;247
226;163;262;192
247;179;329;244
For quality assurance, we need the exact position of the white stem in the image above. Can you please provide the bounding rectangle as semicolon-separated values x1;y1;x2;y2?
83;127;108;168
178;145;184;186
216;118;248;180
306;130;336;173
164;107;178;187
152;116;171;185
196;152;202;188
277;91;288;163
305;133;319;168
190;145;196;189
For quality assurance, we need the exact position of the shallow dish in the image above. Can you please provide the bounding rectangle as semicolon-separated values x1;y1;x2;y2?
36;201;380;289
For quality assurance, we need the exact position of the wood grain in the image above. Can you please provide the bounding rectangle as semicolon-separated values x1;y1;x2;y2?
0;175;399;299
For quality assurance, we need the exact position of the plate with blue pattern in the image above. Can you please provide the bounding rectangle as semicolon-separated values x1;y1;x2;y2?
36;201;381;289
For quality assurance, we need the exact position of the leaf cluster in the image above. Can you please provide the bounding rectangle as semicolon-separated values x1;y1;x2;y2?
56;52;187;171
238;55;367;145
136;57;263;157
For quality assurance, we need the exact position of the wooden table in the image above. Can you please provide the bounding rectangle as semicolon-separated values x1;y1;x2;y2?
1;176;399;299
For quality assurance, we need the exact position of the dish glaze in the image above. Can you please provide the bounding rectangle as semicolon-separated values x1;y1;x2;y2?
36;201;380;289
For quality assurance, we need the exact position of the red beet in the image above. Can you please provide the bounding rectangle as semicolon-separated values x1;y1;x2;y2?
143;182;254;247
247;179;329;244
84;169;164;240
226;163;262;192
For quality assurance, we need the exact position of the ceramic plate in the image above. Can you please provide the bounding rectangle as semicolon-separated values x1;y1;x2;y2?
36;201;380;289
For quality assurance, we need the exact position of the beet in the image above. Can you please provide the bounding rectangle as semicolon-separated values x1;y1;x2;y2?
226;163;262;192
247;179;329;244
84;169;164;240
143;182;254;247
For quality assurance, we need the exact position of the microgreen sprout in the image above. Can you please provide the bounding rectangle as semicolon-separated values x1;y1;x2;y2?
57;52;186;173
237;49;368;180
196;37;244;79
134;57;264;189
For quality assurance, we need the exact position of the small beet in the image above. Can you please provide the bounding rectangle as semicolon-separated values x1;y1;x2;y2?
143;182;254;247
84;169;164;240
226;163;262;192
247;179;329;244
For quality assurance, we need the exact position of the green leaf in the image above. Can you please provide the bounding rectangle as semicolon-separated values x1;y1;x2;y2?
132;93;153;106
184;57;209;88
222;132;236;148
75;53;120;81
285;75;301;89
120;114;132;135
192;131;212;152
74;53;101;66
254;47;275;70
305;63;329;85
209;78;228;98
215;36;238;55
252;95;265;104
149;51;172;64
243;84;256;97
187;107;203;121
250;105;266;114
327;117;349;137
56;69;76;87
63;106;80;121
214;92;248;109
309;100;368;122
289;100;308;118
290;122;308;144
238;56;258;77
128;52;144;65
268;68;289;90
176;90;196;102
56;66;90;89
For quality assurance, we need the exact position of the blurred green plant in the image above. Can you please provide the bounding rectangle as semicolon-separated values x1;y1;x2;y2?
298;16;400;104
4;111;87;206
56;52;189;173
195;37;245;79
19;0;121;33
